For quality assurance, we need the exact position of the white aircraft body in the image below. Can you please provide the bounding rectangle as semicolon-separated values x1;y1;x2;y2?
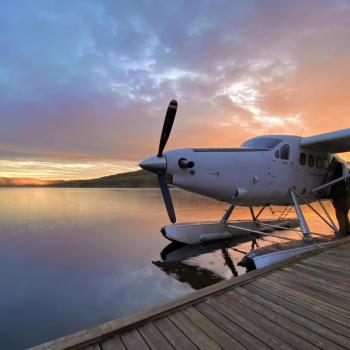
140;100;350;244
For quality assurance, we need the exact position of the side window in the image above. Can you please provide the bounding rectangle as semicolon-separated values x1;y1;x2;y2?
308;155;315;167
316;157;322;169
323;159;329;170
280;144;290;160
275;149;280;158
299;153;306;166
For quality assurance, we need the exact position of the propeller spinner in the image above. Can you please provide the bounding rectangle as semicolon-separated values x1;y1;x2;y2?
139;100;177;223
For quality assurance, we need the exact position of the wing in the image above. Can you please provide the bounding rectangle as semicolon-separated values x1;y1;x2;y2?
300;128;350;153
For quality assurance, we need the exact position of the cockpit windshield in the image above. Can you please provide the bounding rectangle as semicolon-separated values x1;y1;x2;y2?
241;137;282;150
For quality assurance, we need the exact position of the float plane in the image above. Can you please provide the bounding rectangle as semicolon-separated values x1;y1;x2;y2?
140;100;350;246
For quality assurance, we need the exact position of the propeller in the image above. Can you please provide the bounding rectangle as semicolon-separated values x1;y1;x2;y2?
139;100;178;223
158;100;177;157
158;173;176;223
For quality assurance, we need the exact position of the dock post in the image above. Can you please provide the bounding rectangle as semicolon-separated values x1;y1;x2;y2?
290;190;312;240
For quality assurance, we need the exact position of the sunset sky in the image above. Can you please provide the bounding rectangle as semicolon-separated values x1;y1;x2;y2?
1;0;350;180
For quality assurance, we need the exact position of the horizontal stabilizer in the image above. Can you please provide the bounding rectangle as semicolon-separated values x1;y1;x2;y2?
300;128;350;153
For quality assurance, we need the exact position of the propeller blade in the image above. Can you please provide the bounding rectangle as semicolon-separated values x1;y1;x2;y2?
158;174;176;223
157;100;177;157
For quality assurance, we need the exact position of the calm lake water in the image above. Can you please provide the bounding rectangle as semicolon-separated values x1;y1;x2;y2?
0;188;335;349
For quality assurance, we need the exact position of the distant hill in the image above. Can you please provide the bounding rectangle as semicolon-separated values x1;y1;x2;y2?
0;177;62;187
55;169;159;188
0;170;168;188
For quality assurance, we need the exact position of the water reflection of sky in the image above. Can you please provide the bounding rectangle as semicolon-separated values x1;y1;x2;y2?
0;188;335;349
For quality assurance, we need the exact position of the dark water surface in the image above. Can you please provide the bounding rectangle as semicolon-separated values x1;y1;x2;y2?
0;188;335;349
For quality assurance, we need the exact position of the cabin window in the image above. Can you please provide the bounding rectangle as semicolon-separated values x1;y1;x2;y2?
299;153;306;166
241;137;282;150
308;155;315;167
323;159;329;170
275;149;280;158
316;157;322;169
280;144;290;160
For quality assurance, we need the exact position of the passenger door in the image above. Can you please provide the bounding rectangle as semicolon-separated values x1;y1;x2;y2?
270;143;293;197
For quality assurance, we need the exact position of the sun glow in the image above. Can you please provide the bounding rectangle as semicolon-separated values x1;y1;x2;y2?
0;160;138;180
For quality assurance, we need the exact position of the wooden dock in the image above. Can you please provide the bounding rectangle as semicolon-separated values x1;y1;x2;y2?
30;236;350;350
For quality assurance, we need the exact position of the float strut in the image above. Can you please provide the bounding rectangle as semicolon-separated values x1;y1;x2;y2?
249;207;257;221
255;204;267;220
317;200;339;234
290;190;312;240
221;204;235;223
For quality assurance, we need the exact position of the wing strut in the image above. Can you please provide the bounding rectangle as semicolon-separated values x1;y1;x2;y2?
312;173;350;193
290;190;312;241
220;204;235;223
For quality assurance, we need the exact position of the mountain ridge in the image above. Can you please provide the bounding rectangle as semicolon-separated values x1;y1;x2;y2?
0;170;159;188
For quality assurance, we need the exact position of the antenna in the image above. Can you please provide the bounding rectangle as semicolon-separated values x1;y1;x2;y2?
298;127;304;145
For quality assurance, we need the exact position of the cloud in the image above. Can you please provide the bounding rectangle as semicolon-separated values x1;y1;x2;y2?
0;0;349;178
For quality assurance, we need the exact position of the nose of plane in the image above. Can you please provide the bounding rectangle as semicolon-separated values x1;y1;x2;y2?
139;155;167;174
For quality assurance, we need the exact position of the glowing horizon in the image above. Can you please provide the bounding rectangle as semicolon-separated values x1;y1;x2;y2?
0;160;138;180
1;1;350;180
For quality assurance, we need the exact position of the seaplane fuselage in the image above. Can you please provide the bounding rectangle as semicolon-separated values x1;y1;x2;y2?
146;135;344;206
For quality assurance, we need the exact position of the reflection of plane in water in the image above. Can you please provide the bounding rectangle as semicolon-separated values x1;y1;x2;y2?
153;236;256;289
152;261;225;290
159;235;255;262
153;232;334;288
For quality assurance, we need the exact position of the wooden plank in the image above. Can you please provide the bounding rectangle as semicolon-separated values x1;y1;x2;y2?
293;261;350;285
254;279;348;319
319;255;350;264
255;277;350;321
243;283;350;339
276;269;350;299
287;264;350;291
195;302;270;350
232;288;350;349
300;260;350;279
138;322;174;350
153;317;197;350
321;250;350;259
310;253;350;267
253;279;350;328
221;291;335;350
28;326;103;350
266;273;350;314
182;306;246;350
308;256;350;273
269;271;350;310
100;336;126;350
312;253;350;263
168;311;221;350
326;242;350;251
206;297;294;350
323;251;350;260
120;329;149;350
83;345;101;350
284;266;350;294
292;264;350;290
266;274;350;315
